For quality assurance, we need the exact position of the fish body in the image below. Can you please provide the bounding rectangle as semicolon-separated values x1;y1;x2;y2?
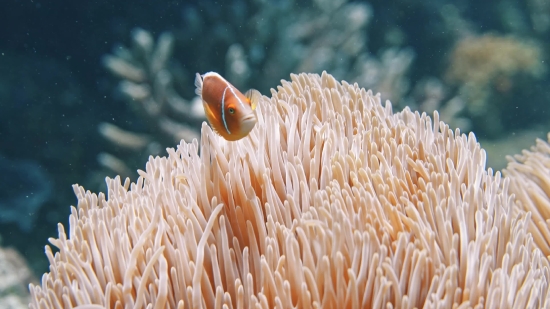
195;72;261;141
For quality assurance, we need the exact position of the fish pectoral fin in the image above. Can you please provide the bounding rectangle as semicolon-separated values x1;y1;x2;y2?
211;125;222;136
244;89;262;111
206;118;224;137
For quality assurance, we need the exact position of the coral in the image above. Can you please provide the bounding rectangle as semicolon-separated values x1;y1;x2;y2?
445;34;545;136
101;28;205;179
447;35;543;98
30;72;550;308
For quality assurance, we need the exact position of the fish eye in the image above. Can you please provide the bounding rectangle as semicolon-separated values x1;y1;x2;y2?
228;107;235;114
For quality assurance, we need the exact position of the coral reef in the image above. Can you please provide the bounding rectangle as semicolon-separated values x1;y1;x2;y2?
30;73;550;308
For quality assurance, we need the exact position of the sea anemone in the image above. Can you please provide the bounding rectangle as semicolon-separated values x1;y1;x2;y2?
29;72;549;308
504;133;550;256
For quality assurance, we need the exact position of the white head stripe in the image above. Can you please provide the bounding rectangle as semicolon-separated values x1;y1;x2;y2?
221;87;231;135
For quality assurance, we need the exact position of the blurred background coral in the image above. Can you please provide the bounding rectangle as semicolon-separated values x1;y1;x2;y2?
0;0;549;306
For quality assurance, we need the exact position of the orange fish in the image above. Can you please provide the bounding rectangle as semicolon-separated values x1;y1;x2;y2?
195;72;261;141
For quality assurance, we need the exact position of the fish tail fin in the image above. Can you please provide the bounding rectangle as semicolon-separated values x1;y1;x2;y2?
245;89;262;110
194;73;204;97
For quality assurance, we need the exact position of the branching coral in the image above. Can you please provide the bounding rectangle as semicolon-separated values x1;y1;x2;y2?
100;28;205;178
29;72;550;308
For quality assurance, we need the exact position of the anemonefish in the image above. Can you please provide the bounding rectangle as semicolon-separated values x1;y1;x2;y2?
195;72;261;141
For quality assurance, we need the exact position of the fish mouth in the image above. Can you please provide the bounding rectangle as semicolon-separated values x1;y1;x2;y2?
240;114;257;133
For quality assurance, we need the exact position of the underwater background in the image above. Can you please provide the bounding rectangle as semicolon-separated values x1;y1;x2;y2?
0;0;549;305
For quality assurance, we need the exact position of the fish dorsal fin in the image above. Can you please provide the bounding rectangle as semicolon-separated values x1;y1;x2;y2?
194;73;203;96
244;89;261;111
